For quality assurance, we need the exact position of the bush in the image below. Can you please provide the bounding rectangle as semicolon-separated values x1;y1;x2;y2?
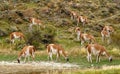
111;32;120;48
12;40;25;50
23;25;56;50
100;8;110;17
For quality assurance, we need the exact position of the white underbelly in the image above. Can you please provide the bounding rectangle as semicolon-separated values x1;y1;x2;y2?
83;35;89;41
13;34;20;39
81;17;85;22
25;47;30;57
91;47;100;55
50;46;57;54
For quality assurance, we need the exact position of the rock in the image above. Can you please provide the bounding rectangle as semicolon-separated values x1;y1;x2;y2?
0;30;7;36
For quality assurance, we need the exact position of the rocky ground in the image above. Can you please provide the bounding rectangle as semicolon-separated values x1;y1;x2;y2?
0;61;79;74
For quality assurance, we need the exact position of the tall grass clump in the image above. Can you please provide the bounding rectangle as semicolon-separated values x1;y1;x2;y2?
111;33;120;48
23;25;56;50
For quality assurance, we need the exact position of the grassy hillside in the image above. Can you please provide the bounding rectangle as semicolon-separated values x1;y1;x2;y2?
0;0;120;71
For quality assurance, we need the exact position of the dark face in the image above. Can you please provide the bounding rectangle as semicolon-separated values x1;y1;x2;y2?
109;57;112;62
109;58;112;62
77;28;80;31
66;58;69;62
17;59;20;63
108;30;111;32
108;30;113;33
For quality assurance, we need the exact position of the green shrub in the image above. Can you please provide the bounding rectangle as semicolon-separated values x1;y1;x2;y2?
22;25;56;50
111;32;120;48
12;40;25;50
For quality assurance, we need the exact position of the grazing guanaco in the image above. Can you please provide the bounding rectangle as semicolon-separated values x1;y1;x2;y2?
101;26;114;44
17;45;36;63
77;15;88;26
70;11;88;26
29;17;45;30
10;32;25;43
80;33;95;45
103;26;114;33
75;27;81;41
70;11;78;20
75;28;95;44
85;44;112;63
47;44;69;62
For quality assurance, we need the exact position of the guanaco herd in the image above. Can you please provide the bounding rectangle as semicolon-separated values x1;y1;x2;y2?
9;10;114;63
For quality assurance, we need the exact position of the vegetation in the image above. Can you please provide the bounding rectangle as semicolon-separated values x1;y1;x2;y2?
10;68;120;74
0;0;120;73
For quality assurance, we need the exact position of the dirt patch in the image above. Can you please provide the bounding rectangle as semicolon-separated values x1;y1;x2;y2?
0;61;79;74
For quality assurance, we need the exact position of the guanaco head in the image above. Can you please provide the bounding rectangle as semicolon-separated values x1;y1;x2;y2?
66;57;69;62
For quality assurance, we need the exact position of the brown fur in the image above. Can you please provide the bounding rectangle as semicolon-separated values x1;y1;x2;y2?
29;17;45;29
47;44;69;61
70;11;78;20
10;32;24;43
29;17;42;25
80;33;95;44
75;27;95;44
77;15;88;26
81;34;95;42
86;44;112;63
101;30;109;36
75;27;80;33
70;11;88;26
103;26;114;32
101;26;114;44
17;45;36;63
